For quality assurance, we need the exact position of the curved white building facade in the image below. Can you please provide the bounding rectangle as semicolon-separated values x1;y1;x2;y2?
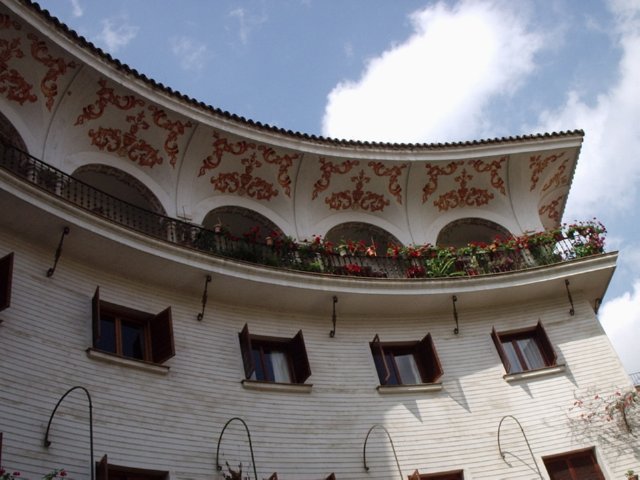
0;2;636;479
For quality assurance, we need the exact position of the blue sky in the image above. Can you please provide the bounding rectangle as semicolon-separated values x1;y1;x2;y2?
36;0;640;373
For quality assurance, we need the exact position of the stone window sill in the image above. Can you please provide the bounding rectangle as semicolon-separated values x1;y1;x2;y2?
86;348;170;375
241;379;313;393
504;364;566;382
377;383;443;394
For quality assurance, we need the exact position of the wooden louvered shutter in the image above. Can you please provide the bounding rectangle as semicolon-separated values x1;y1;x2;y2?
371;334;390;385
416;333;443;383
92;287;101;346
290;330;311;383
0;252;13;312
536;320;557;366
408;470;421;480
491;327;511;374
96;454;108;480
150;307;175;364
239;323;255;379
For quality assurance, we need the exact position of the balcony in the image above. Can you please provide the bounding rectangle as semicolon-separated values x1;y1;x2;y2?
0;141;607;281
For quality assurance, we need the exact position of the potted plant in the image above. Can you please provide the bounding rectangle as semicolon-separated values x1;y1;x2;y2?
626;470;638;480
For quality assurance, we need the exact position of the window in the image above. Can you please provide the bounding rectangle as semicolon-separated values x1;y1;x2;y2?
96;455;168;480
543;448;605;480
491;321;556;374
238;324;311;384
370;333;443;386
0;252;13;312
409;469;464;479
92;287;174;364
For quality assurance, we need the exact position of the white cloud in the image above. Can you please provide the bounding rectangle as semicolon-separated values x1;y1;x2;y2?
69;0;83;18
170;37;208;72
228;7;267;45
537;1;640;220
599;280;640;373
97;17;139;54
321;1;542;143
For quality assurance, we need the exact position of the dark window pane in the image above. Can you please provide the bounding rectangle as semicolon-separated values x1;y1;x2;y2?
501;341;524;373
517;337;545;369
251;347;264;381
395;353;421;384
96;315;116;354
384;352;400;385
121;320;145;360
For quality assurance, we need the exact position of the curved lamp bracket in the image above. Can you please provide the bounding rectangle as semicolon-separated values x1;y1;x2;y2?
216;417;258;480
44;385;94;480
497;415;543;479
363;424;403;479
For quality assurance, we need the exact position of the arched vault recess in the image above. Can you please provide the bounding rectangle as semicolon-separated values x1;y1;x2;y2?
72;164;166;215
436;217;512;248
202;206;284;240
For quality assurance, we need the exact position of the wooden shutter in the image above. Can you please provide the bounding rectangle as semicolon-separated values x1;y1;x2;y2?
491;327;511;374
0;431;3;467
96;454;108;480
239;323;255;379
150;307;175;364
290;330;311;383
371;334;390;385
0;252;13;312
536;320;557;366
92;287;101;346
266;474;278;480
408;470;421;480
325;474;336;480
416;333;443;383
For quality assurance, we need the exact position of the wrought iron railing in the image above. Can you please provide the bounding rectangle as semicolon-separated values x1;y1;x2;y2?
0;141;606;279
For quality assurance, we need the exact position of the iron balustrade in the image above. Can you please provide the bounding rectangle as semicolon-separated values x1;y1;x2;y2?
0;140;606;279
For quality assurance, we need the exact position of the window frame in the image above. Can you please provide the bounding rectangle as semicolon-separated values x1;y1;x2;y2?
0;252;14;312
491;321;556;374
96;454;169;480
409;469;464;480
92;287;174;365
238;323;311;384
542;447;605;480
370;333;443;386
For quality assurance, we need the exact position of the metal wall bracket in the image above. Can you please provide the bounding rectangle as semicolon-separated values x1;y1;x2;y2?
329;295;338;337
565;279;575;316
46;226;70;277
452;295;459;334
197;274;212;321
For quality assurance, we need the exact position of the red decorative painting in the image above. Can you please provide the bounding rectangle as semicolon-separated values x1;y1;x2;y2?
368;161;407;204
210;153;279;201
325;169;390;212
312;157;359;200
259;145;300;198
0;18;37;106
198;131;255;176
433;168;494;212
198;131;298;200
529;151;566;191
422;161;463;203
76;79;192;168
75;79;143;125
149;105;193;168
539;195;564;222
88;110;163;168
470;157;507;195
542;158;569;192
27;33;76;111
